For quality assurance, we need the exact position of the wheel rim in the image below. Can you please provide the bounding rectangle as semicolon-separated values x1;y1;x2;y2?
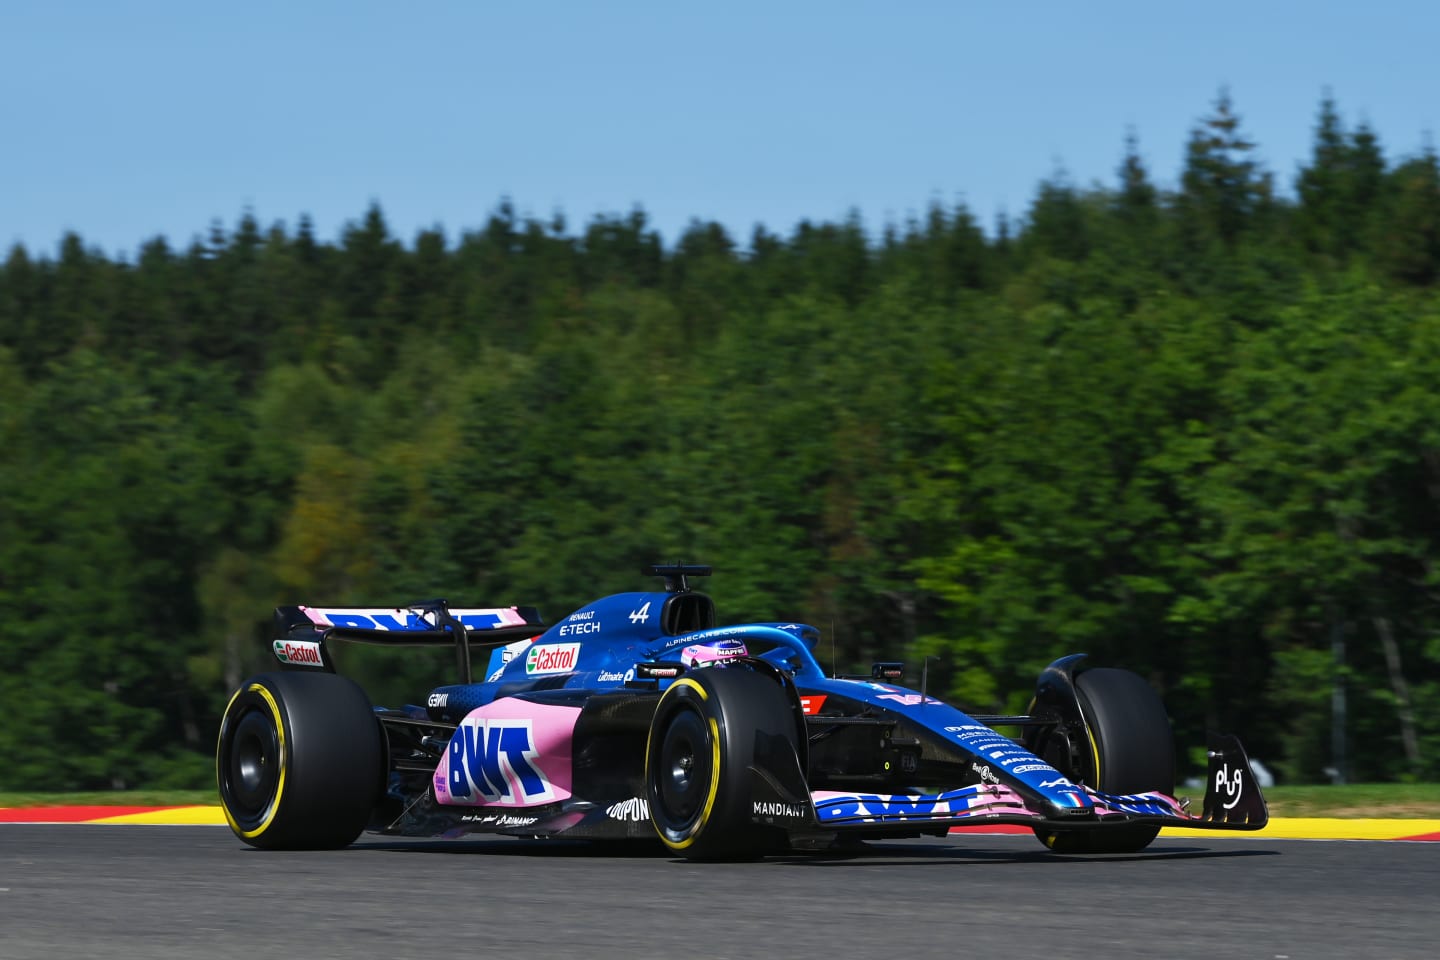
222;706;281;826
655;705;712;830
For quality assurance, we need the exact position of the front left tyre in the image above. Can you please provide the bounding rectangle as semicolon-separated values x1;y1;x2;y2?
644;665;802;861
217;671;383;850
1031;667;1175;854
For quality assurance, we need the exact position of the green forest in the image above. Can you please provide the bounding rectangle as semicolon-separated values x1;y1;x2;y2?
4;93;1440;790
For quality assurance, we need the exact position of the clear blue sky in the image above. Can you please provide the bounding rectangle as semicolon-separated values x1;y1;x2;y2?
3;1;1437;258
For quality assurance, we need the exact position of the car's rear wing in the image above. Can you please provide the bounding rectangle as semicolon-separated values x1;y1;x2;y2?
273;602;546;683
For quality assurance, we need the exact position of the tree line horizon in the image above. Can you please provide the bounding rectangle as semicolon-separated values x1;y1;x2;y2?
4;90;1440;790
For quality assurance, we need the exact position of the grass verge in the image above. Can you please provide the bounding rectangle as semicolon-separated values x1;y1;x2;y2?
1260;783;1440;818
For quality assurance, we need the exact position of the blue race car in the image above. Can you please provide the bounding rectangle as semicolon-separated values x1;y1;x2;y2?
217;564;1267;859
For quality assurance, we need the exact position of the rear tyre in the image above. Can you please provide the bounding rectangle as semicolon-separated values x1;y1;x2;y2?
1033;667;1174;854
644;666;800;861
216;671;383;850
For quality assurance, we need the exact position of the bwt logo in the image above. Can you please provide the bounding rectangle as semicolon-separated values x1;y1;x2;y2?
321;611;514;631
817;794;953;822
447;718;554;805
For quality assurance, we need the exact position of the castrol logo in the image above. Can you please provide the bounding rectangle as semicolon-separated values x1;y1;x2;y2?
273;639;324;666
525;643;581;675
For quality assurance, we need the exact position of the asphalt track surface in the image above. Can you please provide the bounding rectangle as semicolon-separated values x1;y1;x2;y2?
2;826;1438;960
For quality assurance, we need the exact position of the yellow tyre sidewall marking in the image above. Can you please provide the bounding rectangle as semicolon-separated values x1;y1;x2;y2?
647;678;722;851
1086;725;1101;788
217;682;287;839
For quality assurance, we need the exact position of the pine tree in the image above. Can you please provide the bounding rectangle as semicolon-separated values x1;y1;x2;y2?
1296;96;1348;259
1177;89;1268;249
1295;95;1387;263
1115;128;1158;226
1379;145;1440;285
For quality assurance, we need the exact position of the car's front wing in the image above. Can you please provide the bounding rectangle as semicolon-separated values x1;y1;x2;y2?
811;783;1204;831
810;735;1268;834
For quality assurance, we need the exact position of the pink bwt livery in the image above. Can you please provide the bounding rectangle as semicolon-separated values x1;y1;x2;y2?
434;699;580;808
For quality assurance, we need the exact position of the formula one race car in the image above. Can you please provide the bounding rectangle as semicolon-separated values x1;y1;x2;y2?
217;564;1267;859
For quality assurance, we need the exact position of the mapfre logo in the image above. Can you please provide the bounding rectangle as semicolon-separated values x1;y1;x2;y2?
273;639;323;666
526;643;581;675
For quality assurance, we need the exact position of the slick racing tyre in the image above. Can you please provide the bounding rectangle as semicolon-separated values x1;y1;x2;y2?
1033;667;1175;854
644;666;801;861
217;671;383;850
